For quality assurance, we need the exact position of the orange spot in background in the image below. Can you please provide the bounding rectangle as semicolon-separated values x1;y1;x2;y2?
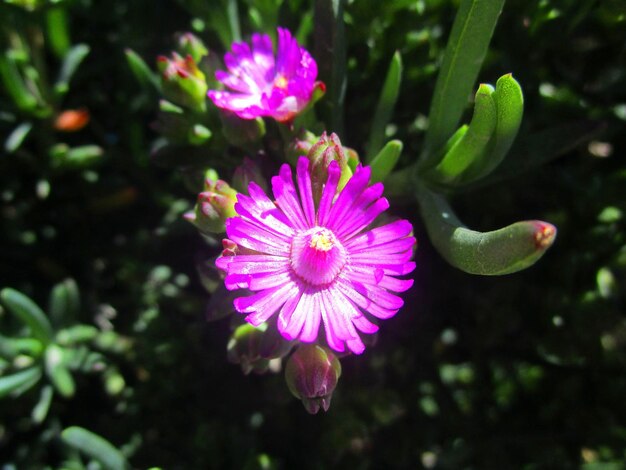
54;108;90;132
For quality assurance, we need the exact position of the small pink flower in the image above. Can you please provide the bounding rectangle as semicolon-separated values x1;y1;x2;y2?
216;157;416;354
208;28;322;123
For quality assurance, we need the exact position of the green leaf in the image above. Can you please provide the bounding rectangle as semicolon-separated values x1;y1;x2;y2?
225;0;241;43
1;288;54;345
314;0;347;135
31;384;54;424
0;54;38;112
0;367;42;398
4;121;33;153
430;84;496;183
469;120;605;189
54;44;90;96
0;334;44;359
46;7;71;58
418;185;557;275
421;0;505;168
460;73;524;182
369;140;403;183
49;278;80;328
45;344;75;398
56;325;98;346
366;51;403;162
52;145;104;169
124;48;160;92
61;426;129;470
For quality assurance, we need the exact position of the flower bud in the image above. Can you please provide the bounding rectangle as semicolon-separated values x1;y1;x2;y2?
184;175;238;234
157;53;208;112
218;110;266;153
285;344;342;414
227;322;270;375
232;157;268;194
284;129;318;165
306;132;353;203
176;33;208;63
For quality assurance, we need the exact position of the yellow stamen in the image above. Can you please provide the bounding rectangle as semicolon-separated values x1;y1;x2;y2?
310;230;334;252
274;75;288;89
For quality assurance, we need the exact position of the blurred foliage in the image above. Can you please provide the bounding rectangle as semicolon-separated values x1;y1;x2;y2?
0;0;625;468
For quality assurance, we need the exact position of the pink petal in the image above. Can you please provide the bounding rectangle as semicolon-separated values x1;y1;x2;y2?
317;161;341;226
326;165;372;227
345;219;414;250
271;163;308;230
226;217;290;255
296;157;316;226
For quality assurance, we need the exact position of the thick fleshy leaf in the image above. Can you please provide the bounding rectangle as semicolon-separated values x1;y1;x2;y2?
369;139;403;183
0;367;42;398
45;344;76;398
31;385;54;424
4;121;33;153
124;48;160;92
470;120;605;189
430;84;496;183
458;74;524;182
46;7;70;58
55;44;90;96
61;426;129;470
366;51;403;162
48;278;80;328
418;185;557;275
1;288;54;345
421;0;505;168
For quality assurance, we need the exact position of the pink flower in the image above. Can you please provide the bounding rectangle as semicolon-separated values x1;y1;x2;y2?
216;157;416;354
208;28;322;123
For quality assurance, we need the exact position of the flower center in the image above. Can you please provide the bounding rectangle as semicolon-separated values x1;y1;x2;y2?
273;74;289;90
290;227;347;286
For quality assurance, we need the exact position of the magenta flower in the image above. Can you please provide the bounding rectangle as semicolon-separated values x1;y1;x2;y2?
216;157;416;354
208;28;322;123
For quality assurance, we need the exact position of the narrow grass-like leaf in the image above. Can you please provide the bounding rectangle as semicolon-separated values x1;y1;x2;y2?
366;52;403;162
225;0;241;43
431;84;496;183
62;426;129;470
4;121;33;153
0;367;42;398
314;0;347;135
1;288;54;345
370;140;403;183
418;185;556;275
421;0;505;168
124;48;160;92
54;44;90;96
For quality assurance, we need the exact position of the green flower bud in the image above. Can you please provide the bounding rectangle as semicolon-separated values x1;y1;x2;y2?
227;323;270;375
218;110;266;153
157;53;208;112
306;132;353;204
285;344;342;414
232;157;269;194
176;33;208;63
185;177;238;234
